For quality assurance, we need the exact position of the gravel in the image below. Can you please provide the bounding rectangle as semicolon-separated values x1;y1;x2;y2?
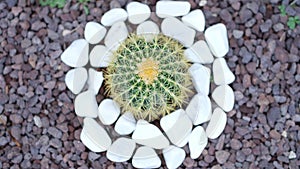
0;0;299;168
215;150;230;164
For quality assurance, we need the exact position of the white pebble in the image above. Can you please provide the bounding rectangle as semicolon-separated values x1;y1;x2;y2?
88;68;104;95
101;8;128;26
84;22;107;44
132;146;161;168
205;108;227;139
163;146;186;169
213;58;235;85
81;118;111;152
182;9;205;32
127;2;151;24
98;99;120;125
114;112;136;135
61;39;88;67
107;137;136;162
156;1;191;18
105;21;128;51
132;120;169;149
205;23;229;57
212;85;235;112
65;67;87;95
161;17;196;47
75;90;98;118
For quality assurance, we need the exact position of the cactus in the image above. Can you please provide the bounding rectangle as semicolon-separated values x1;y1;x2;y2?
105;34;192;121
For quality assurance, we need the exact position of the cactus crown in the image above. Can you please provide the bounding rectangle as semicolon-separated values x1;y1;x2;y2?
105;34;192;121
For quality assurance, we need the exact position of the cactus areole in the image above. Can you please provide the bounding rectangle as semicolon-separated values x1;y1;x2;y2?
105;34;192;121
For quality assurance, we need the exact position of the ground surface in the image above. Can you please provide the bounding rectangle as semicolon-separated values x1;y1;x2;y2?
0;0;300;168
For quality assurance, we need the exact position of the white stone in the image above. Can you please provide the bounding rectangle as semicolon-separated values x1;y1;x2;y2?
163;146;186;169
205;108;227;139
282;131;287;138
81;118;111;152
88;69;104;95
182;9;205;32
84;22;107;44
33;116;42;128
184;40;214;64
132;120;169;149
101;8;128;26
212;85;235;112
74;90;98;118
188;63;211;95
65;67;87;94
205;23;229;57
188;126;208;159
106;137;136;162
90;45;113;68
199;0;207;7
105;22;128;51
132;146;161;168
114;112;136;135
137;21;160;41
61;39;88;67
160;109;192;147
98;99;120;125
186;93;212;125
161;17;196;47
289;151;297;159
213;58;235;85
156;1;191;18
126;2;151;24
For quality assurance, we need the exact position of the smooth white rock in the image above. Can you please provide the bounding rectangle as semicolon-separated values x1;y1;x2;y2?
88;69;104;95
205;23;229;57
81;118;111;152
161;17;196;47
65;67;87;94
105;22;128;51
199;0;207;6
132;146;161;168
213;58;235;85
90;45;113;68
106;137;136;162
33;116;42;128
101;8;128;26
188;126;208;159
212;85;235;112
160;109;192;147
186;93;212;125
98;99;120;125
61;39;88;67
182;9;205;32
74;90;98;118
163;146;186;169
114;112;136;135
188;63;211;95
289;151;297;159
84;22;107;44
126;2;151;24
156;1;191;18
184;40;214;64
136;21;160;41
132;120;169;149
205;108;227;139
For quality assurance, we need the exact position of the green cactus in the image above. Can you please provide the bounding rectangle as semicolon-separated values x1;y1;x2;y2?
105;34;192;121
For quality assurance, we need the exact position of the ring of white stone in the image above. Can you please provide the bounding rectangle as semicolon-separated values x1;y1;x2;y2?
60;1;235;169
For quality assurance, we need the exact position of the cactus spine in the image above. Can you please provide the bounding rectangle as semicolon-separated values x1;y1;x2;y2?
105;34;192;121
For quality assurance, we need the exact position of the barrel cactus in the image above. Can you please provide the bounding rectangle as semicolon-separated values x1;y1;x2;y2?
105;34;193;121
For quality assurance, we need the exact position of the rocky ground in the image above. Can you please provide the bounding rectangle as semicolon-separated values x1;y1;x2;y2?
0;0;300;168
